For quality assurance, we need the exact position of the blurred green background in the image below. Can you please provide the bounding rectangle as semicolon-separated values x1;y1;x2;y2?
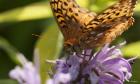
0;0;139;84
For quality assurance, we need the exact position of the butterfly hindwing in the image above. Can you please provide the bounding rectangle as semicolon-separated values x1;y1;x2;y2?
50;0;96;45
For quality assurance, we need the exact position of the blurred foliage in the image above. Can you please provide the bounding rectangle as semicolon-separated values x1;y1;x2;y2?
0;0;140;84
0;37;20;64
36;24;63;83
0;79;17;84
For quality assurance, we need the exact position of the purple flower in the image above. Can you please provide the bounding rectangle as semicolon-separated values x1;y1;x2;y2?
9;49;41;84
47;43;134;84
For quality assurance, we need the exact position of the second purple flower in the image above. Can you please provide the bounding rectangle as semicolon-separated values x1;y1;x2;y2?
47;43;134;84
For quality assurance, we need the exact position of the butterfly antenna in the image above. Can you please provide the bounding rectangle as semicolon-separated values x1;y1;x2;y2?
32;34;41;38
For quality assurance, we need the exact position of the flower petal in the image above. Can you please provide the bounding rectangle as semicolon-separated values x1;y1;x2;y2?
98;75;123;84
103;58;132;72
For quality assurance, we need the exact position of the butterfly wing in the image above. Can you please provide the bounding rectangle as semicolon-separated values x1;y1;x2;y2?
50;0;96;44
81;0;137;48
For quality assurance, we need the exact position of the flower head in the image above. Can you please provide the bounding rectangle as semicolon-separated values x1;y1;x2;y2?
47;43;134;84
9;49;41;84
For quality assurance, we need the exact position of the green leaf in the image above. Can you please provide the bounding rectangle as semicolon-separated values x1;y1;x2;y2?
134;1;140;12
76;0;89;8
122;41;140;57
0;37;20;64
36;24;63;84
0;1;51;23
92;0;116;12
0;79;17;84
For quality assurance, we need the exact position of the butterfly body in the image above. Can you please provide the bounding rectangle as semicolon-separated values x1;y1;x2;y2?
50;0;137;52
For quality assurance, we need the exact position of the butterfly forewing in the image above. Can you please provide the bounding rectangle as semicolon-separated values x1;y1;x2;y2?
81;0;137;48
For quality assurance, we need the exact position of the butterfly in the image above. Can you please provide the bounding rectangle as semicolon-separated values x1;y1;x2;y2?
50;0;137;52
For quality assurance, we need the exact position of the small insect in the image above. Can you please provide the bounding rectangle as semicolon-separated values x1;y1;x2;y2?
50;0;137;52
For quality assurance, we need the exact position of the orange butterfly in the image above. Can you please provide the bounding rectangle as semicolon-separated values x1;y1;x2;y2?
50;0;137;52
